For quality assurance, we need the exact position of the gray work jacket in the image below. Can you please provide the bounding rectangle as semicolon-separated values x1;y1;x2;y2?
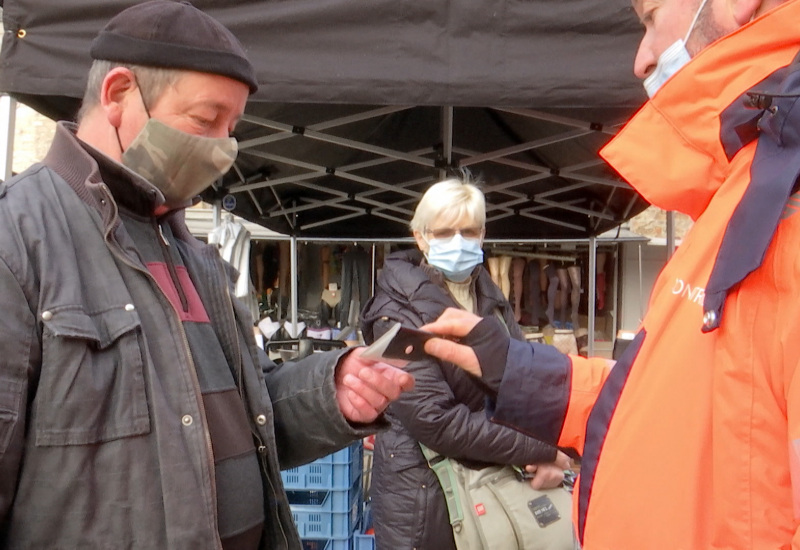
0;123;380;549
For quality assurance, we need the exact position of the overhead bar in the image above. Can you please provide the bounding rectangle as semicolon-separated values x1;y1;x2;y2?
494;107;618;136
459;128;592;167
535;198;616;221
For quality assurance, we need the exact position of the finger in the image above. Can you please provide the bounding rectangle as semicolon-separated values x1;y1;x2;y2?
530;476;549;491
355;366;409;402
530;465;565;490
419;307;479;337
337;386;380;424
367;363;416;392
423;338;482;377
343;372;391;412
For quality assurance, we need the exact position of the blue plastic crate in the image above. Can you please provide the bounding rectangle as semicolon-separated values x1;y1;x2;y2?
301;537;351;550
282;442;363;490
352;533;375;550
314;441;363;465
293;500;362;539
288;477;363;513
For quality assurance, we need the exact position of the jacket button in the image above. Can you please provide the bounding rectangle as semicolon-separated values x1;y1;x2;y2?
257;445;266;454
125;303;135;312
256;414;267;426
181;415;193;426
41;311;53;321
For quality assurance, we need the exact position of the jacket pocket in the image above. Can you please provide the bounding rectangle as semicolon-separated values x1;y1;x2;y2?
34;306;151;446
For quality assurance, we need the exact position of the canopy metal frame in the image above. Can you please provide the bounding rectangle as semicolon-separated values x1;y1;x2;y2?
219;104;639;239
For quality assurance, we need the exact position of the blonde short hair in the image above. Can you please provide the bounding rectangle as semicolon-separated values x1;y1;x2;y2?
410;175;486;234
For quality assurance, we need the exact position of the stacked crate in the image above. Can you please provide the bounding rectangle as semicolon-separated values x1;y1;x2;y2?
352;532;375;550
282;440;364;550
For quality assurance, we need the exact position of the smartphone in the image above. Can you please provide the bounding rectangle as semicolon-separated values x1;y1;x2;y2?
360;322;437;367
382;325;437;361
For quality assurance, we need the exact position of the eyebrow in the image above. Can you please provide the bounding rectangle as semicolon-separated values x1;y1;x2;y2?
194;99;232;113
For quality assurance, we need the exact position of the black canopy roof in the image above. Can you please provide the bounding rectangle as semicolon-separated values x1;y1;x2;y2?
0;0;650;239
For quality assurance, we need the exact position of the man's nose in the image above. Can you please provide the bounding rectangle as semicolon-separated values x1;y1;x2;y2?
633;40;657;80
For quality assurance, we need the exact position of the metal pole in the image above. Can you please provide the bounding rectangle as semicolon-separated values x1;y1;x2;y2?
370;243;376;297
212;201;221;229
441;106;453;179
638;243;645;323
1;95;17;182
290;236;298;333
611;245;620;343
587;236;596;357
666;210;676;259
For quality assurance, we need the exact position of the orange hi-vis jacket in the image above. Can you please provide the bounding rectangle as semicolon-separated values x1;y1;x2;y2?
488;3;800;548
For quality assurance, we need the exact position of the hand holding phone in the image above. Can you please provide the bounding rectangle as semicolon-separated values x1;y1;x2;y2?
360;322;437;367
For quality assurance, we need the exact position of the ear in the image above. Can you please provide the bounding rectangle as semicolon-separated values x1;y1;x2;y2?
413;230;429;254
728;0;761;26
100;67;138;128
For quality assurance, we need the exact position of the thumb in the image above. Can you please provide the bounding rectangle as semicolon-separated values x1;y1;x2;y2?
424;337;482;377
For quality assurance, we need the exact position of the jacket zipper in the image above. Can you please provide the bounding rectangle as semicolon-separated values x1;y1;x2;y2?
214;259;244;393
213;258;290;548
101;195;222;550
155;220;189;313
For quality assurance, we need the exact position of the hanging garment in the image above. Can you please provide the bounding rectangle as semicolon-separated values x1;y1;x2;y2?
338;246;371;326
208;216;259;320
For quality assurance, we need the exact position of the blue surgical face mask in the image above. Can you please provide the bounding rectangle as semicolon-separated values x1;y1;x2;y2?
643;0;710;98
425;233;484;282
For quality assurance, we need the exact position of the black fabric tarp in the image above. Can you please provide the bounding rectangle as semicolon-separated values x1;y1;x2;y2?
0;0;650;239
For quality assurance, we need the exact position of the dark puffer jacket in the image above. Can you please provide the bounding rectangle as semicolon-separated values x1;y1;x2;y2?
361;249;557;550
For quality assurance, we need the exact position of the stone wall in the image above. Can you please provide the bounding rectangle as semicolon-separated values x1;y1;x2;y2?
12;105;56;174
628;205;693;241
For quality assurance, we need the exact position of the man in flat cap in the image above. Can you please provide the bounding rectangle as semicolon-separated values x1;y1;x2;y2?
0;2;413;549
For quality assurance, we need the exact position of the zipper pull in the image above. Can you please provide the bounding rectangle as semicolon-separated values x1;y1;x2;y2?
158;224;170;247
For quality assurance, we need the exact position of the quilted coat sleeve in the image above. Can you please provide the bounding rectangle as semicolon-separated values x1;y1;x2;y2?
372;317;558;466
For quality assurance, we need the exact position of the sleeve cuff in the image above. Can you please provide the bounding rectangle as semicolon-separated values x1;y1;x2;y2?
486;339;571;445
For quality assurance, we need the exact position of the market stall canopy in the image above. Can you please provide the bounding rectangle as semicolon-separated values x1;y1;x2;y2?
0;0;650;239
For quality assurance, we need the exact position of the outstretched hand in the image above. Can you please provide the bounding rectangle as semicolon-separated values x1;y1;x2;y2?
420;308;483;376
334;346;415;424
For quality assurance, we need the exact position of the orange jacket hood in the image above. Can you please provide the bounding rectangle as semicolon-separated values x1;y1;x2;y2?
602;0;800;220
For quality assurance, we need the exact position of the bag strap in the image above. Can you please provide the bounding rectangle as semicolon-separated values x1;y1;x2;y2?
419;443;465;529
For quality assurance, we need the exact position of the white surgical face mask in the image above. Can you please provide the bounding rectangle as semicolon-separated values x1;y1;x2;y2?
643;0;710;98
424;233;484;283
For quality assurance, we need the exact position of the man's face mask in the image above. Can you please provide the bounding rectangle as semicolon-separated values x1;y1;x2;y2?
120;87;238;208
643;0;710;98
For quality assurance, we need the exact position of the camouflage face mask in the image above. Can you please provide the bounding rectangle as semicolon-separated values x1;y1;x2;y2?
122;117;238;208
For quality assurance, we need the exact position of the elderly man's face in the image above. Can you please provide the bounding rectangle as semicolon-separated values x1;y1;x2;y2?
631;0;730;80
126;70;249;142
